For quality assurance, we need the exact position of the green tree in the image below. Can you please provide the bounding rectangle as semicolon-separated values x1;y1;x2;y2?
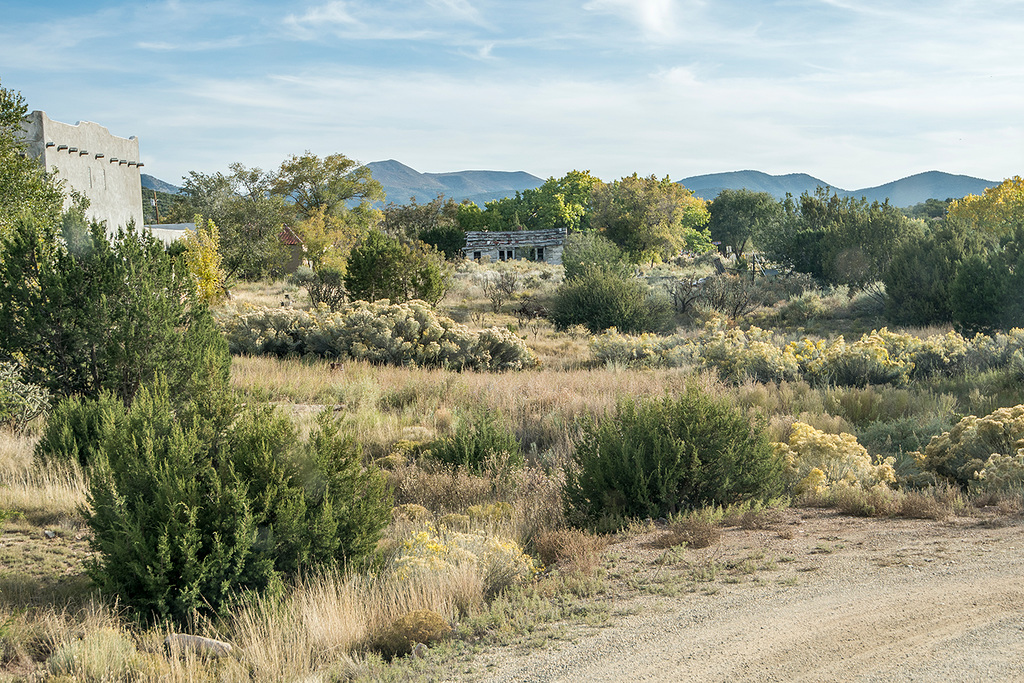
0;211;228;404
949;226;1024;334
166;165;290;281
590;174;712;264
884;221;983;326
463;170;602;233
344;230;451;304
272;151;384;222
0;79;65;241
707;189;782;257
381;194;465;259
758;188;919;290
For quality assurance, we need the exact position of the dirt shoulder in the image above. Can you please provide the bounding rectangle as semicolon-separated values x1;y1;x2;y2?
481;509;1024;682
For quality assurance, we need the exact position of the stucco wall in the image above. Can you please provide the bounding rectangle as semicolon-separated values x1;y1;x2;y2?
20;111;144;233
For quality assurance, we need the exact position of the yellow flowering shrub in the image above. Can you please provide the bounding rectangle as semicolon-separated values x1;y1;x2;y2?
976;449;1024;493
775;422;896;494
589;328;698;368
915;404;1024;487
589;324;1021;387
390;523;539;597
701;325;800;383
182;215;226;305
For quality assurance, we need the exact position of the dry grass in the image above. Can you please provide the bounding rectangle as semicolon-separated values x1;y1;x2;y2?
231;355;706;460
0;430;87;527
534;528;610;575
652;517;723;550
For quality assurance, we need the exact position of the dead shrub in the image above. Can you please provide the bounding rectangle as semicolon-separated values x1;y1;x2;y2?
388;462;492;513
830;485;901;517
653;517;722;550
375;609;452;659
533;528;609;575
897;489;955;520
734;508;785;530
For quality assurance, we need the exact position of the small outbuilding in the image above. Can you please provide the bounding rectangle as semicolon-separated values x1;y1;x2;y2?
462;227;566;265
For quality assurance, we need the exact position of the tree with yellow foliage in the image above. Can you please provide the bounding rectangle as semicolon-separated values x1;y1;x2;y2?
294;206;370;270
183;215;226;305
947;176;1024;238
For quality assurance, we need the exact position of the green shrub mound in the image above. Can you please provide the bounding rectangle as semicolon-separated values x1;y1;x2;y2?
222;301;538;371
564;390;785;528
428;412;522;473
35;391;123;469
550;266;672;335
82;381;391;624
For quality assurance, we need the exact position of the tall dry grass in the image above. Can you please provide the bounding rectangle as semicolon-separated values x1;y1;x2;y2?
231;355;707;460
0;430;86;525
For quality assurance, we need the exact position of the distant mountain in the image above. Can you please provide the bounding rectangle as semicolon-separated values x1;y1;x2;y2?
677;170;998;207
850;171;997;206
678;170;832;202
141;174;180;195
140;165;998;210
366;160;543;206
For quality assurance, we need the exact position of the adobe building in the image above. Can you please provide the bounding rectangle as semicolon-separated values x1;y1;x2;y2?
19;110;144;232
462;227;566;264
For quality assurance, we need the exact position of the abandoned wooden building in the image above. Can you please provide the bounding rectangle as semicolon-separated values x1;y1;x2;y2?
462;227;567;264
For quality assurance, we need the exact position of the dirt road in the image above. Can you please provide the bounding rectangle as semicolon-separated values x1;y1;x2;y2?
484;510;1024;682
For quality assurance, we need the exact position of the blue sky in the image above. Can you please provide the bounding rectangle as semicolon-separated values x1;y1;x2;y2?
2;0;1022;191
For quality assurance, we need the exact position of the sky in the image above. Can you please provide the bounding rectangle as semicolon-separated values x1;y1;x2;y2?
2;0;1022;191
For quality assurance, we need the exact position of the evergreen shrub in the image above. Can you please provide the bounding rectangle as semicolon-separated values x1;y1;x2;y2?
35;391;124;469
428;412;522;472
564;390;785;527
550;266;672;334
85;382;391;624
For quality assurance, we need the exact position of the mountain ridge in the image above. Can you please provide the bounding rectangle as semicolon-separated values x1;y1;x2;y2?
143;166;1001;208
678;169;998;204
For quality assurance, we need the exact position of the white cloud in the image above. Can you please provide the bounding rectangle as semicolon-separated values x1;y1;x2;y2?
582;0;696;42
283;1;361;39
427;0;487;25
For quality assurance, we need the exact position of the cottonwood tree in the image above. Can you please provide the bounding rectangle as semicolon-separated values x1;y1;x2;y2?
590;174;712;264
947;176;1024;239
480;170;602;233
166;165;290;280
707;189;782;258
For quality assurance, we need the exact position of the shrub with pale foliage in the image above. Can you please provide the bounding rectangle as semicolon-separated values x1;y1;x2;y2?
222;301;538;371
390;522;539;598
592;324;1024;387
915;404;1024;488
